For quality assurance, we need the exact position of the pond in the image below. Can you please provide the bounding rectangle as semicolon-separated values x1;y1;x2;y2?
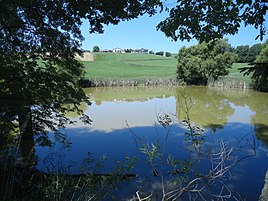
36;86;268;200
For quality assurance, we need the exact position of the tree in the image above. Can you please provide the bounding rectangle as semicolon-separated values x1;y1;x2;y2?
240;40;268;92
235;44;263;63
248;43;263;63
235;45;250;63
155;51;164;56
125;49;132;53
157;0;267;42
93;45;100;52
177;39;237;85
0;0;162;142
165;52;172;57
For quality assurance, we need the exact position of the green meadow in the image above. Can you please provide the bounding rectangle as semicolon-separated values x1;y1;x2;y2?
226;62;251;82
83;53;177;78
83;52;249;81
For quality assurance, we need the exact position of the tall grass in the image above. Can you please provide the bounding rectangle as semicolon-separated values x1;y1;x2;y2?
79;77;180;87
208;78;251;89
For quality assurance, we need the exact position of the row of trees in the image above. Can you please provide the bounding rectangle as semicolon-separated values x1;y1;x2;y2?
240;41;268;92
235;43;263;63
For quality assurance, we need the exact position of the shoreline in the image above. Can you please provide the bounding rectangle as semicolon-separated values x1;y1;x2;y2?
79;77;251;90
79;77;180;87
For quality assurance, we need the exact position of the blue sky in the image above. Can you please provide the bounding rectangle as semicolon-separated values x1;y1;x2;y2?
81;11;267;53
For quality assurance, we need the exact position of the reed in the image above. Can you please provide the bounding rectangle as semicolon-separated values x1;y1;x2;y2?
79;77;180;87
208;78;251;90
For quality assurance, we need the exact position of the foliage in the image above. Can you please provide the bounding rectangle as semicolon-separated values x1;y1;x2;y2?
0;0;162;139
235;43;263;63
256;41;268;63
125;49;132;53
92;45;100;52
248;43;263;62
177;39;237;85
165;52;172;57
133;111;256;201
235;45;250;63
155;51;164;56
240;41;268;92
158;0;267;42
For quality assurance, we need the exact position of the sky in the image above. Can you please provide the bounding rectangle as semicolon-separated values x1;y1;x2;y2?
81;10;268;53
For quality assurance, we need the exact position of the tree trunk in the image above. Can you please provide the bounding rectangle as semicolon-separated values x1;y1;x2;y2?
18;106;33;139
18;106;35;165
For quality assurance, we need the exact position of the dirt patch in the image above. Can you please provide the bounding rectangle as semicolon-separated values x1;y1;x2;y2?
75;52;94;61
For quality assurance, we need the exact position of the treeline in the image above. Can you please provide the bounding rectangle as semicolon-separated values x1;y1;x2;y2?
154;51;172;57
234;43;263;63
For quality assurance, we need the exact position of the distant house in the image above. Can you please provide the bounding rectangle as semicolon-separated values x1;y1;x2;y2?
112;48;125;53
131;48;149;54
100;49;112;53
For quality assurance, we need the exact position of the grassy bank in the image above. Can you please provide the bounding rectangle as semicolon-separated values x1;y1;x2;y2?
82;53;251;88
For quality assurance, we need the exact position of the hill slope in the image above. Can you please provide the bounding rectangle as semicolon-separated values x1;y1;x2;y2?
83;53;177;79
83;52;249;81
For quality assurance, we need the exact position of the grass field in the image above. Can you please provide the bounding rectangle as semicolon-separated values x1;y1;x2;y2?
83;53;177;79
226;63;251;82
83;52;249;81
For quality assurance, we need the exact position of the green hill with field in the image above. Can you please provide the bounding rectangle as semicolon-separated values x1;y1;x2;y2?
83;52;250;83
83;53;177;79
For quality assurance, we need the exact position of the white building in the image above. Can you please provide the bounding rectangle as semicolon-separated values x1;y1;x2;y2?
112;48;125;53
131;48;149;54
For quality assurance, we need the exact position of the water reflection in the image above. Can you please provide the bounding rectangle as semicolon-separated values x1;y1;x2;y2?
175;86;235;132
79;86;268;145
36;86;268;200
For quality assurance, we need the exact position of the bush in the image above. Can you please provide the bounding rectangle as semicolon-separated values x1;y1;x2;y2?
177;39;237;85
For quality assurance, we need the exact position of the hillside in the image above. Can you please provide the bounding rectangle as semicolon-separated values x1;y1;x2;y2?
83;52;249;81
83;53;177;79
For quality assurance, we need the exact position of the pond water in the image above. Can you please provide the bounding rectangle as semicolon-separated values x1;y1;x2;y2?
36;86;268;200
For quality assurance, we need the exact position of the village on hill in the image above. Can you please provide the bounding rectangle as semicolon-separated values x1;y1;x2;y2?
100;47;149;54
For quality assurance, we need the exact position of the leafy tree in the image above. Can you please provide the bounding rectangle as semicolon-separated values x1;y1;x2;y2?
235;44;263;63
235;45;250;63
149;50;154;54
125;49;132;53
155;51;164;56
256;42;268;63
177;39;237;85
0;0;162;142
158;0;267;42
165;52;172;57
247;43;263;63
93;45;100;52
240;40;268;92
